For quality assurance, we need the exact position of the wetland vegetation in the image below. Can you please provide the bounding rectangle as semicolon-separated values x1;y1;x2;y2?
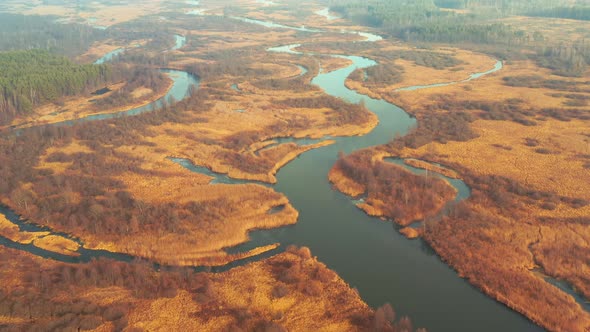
0;0;588;331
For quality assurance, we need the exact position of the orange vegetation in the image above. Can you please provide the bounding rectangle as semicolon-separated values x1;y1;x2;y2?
330;151;457;226
0;245;412;331
32;236;80;257
0;214;49;246
404;119;590;201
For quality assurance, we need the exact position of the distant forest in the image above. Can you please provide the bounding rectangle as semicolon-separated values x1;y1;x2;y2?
527;6;590;21
326;0;590;76
327;0;533;44
0;50;111;123
0;13;105;56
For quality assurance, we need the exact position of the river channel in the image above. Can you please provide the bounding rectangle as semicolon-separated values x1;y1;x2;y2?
0;14;550;332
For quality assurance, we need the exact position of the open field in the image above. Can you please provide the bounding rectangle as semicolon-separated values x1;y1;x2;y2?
403;119;590;201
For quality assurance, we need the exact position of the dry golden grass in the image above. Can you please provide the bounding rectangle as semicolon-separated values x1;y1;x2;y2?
404;119;590;201
32;235;80;257
127;250;374;331
393;48;495;89
399;227;421;239
0;213;80;257
328;164;366;197
0;214;49;245
320;56;354;73
77;44;119;63
393;59;590;112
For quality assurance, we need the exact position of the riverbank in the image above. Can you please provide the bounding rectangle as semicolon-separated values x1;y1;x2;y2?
6;74;174;130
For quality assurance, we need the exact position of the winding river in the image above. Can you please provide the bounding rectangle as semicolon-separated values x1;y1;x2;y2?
223;45;542;331
0;13;573;332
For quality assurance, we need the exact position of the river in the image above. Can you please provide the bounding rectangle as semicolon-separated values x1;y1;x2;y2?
0;13;556;332
222;45;541;331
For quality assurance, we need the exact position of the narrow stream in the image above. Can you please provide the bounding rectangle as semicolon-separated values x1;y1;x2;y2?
93;48;124;65
395;61;503;92
172;34;187;51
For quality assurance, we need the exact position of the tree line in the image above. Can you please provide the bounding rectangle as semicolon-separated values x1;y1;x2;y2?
0;50;113;124
0;13;105;56
527;6;590;21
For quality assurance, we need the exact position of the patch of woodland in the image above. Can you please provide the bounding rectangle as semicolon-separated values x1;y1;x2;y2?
421;96;537;125
387;111;478;150
251;73;318;93
102;17;187;53
266;246;425;332
546;93;590;107
0;13;106;56
503;75;590;92
333;151;457;225
275;96;373;126
349;64;404;86
525;6;590;21
0;248;203;331
0;50;114;124
90;66;169;111
532;43;590;77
